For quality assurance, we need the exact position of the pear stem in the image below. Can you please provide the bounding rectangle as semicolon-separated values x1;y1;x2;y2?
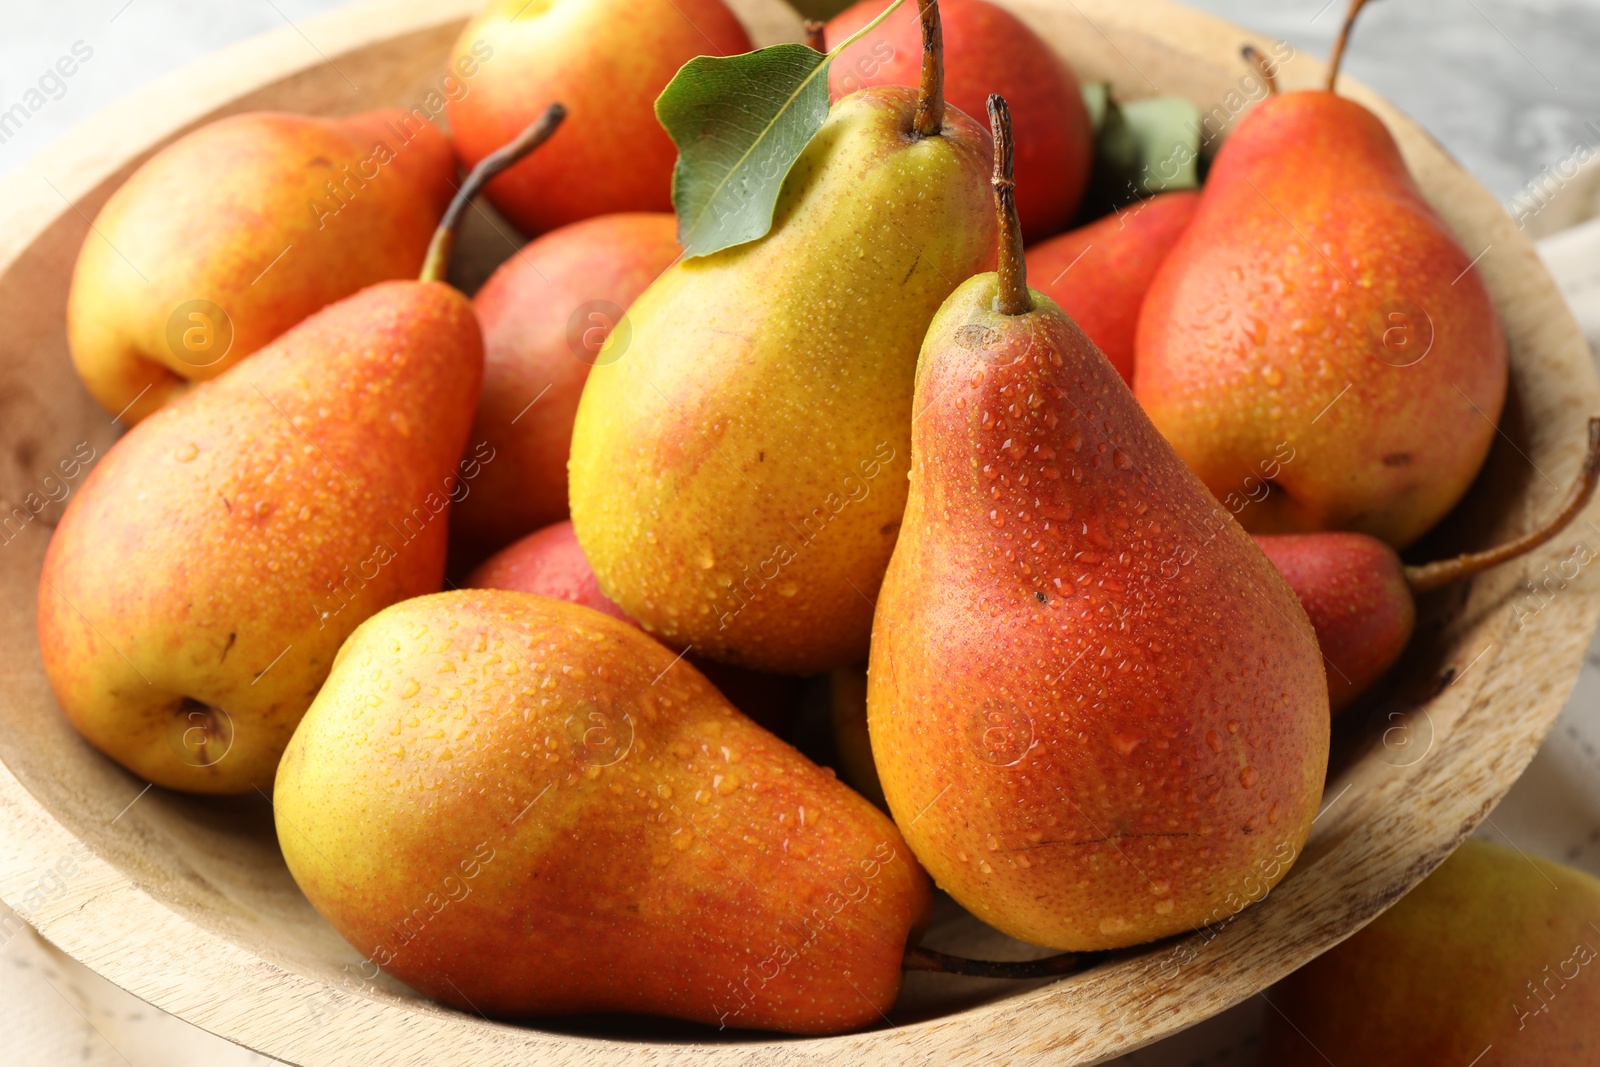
988;95;1033;317
912;0;945;138
1242;44;1279;95
1325;0;1373;93
903;945;1087;980
420;103;567;284
805;19;827;52
1405;417;1600;595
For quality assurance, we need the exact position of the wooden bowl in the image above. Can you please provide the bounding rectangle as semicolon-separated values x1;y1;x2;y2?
1;0;1595;1062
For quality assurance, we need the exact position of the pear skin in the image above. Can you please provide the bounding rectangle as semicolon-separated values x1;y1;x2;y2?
869;275;1329;950
451;213;681;560
1134;93;1507;548
568;87;997;674
826;0;1093;240
1261;839;1600;1065
67;110;455;425
38;281;482;793
1025;190;1200;384
1256;532;1414;714
274;590;930;1033
466;520;803;735
445;0;752;235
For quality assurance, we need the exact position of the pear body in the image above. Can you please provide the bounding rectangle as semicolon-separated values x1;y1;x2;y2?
1025;190;1200;384
445;0;752;235
569;87;997;674
38;281;482;792
869;276;1329;950
275;590;929;1034
1135;93;1507;548
67;110;454;425
452;213;682;559
1255;531;1414;714
467;521;802;734
1262;839;1600;1065
826;0;1092;241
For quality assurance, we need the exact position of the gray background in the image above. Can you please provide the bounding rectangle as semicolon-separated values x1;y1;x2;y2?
3;1;1599;208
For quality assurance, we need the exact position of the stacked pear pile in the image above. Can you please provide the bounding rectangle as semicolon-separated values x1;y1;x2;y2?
32;0;1600;1046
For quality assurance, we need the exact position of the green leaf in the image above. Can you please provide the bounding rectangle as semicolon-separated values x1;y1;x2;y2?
655;0;906;258
1125;97;1202;196
657;45;831;258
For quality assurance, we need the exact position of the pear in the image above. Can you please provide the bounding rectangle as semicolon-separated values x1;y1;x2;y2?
37;109;565;794
1133;0;1507;548
1257;417;1600;713
825;0;1093;240
274;589;930;1033
67;110;455;425
466;520;803;735
1024;190;1200;385
829;665;886;809
1261;839;1600;1065
445;0;752;235
569;4;997;674
451;213;682;560
867;97;1328;951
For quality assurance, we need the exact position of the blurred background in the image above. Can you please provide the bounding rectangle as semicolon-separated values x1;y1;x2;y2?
4;1;1600;1065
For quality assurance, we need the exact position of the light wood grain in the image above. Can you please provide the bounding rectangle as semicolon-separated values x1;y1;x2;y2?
0;0;1595;1064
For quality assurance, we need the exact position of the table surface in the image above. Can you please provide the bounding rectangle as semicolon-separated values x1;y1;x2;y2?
4;2;1600;1065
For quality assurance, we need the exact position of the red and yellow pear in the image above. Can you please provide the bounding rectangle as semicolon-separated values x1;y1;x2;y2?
67;109;455;425
36;110;565;793
568;2;997;674
451;213;681;560
1261;839;1600;1065
826;0;1092;240
444;0;752;235
867;96;1328;950
1025;190;1199;384
1134;0;1507;548
274;590;930;1033
1257;417;1600;712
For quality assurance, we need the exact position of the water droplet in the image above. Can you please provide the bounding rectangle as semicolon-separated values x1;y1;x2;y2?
172;442;199;463
1239;766;1260;788
978;860;993;875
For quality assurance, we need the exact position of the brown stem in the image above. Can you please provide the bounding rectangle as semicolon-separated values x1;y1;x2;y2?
1242;44;1279;95
804;19;826;52
903;945;1087;980
1325;0;1373;92
988;95;1033;317
1405;417;1600;594
912;0;945;138
421;103;566;283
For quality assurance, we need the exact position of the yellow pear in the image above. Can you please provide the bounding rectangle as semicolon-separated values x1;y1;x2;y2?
568;9;997;674
275;590;930;1033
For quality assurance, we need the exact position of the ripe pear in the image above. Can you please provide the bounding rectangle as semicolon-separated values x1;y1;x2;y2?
867;97;1328;951
451;213;681;560
569;13;997;674
67;110;455;425
37;109;566;793
445;0;752;235
1261;839;1600;1065
1134;4;1506;549
1024;190;1199;384
1257;418;1600;713
274;590;930;1033
466;520;803;735
826;0;1093;240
